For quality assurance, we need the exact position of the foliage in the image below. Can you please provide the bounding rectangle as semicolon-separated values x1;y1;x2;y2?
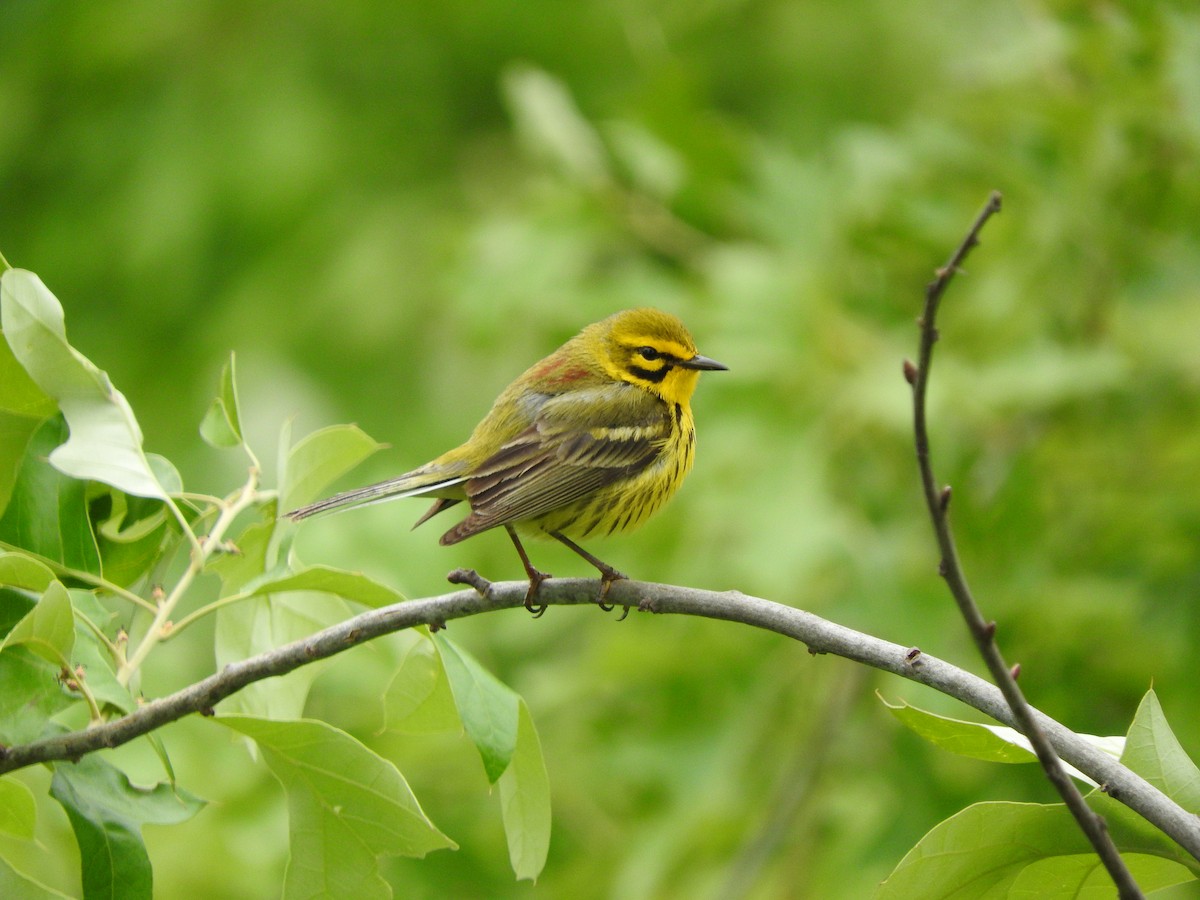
3;2;1200;896
0;269;548;896
880;692;1200;896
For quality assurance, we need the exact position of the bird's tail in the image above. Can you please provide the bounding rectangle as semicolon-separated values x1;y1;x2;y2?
284;467;467;521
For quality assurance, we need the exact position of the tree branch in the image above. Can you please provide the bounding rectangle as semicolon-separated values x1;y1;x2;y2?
1;578;1197;862
907;191;1145;897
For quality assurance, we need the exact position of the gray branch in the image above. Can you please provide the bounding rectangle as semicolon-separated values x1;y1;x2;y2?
1;578;1197;861
909;191;1141;897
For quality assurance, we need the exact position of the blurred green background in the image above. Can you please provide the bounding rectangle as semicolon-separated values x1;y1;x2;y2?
3;1;1200;897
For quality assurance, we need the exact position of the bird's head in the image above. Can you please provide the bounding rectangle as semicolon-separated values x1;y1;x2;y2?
590;308;727;406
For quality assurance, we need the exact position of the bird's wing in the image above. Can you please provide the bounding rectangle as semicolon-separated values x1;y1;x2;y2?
440;384;670;543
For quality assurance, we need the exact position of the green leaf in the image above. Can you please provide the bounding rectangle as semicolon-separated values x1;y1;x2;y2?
883;696;1038;763
0;551;56;593
502;64;609;189
68;588;123;641
2;580;74;665
55;756;204;826
0;269;166;500
381;631;459;734
211;519;331;716
1006;853;1194;897
0;416;102;575
215;591;352;720
279;424;384;514
0;855;72;899
70;591;135;714
604;119;686;200
435;634;520;783
208;517;273;593
94;491;169;589
242;564;404;608
199;404;239;450
0;329;56;418
0;414;45;520
0;329;56;515
878;801;1195;898
199;353;244;449
217;716;456;898
50;755;204;900
882;696;1123;785
498;699;551;881
0;587;34;635
1086;789;1200;875
0;645;74;744
0;776;37;838
144;454;183;495
1121;689;1200;813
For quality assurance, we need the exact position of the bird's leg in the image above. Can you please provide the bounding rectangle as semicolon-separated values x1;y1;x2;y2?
548;531;628;614
505;526;551;618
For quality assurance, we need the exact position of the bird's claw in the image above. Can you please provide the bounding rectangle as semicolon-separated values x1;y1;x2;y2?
523;569;551;618
595;570;628;615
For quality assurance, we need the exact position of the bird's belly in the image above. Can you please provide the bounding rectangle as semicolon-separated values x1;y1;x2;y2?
530;425;696;540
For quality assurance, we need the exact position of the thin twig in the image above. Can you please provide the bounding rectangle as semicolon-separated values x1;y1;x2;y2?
164;588;256;638
907;191;1144;898
117;468;261;687
0;578;1197;863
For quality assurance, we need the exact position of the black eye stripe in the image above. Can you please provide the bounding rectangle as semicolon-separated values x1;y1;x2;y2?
626;364;671;384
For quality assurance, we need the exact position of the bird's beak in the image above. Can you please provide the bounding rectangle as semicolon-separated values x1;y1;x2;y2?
680;354;729;372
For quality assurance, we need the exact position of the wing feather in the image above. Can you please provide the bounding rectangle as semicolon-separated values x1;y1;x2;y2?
440;384;669;544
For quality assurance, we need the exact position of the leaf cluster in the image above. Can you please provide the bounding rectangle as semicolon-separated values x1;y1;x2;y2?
0;269;549;897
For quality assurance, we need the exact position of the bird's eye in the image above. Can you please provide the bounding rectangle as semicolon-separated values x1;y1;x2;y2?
636;346;662;361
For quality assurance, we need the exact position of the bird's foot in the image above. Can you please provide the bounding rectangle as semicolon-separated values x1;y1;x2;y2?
544;530;629;618
504;525;553;618
595;568;629;618
523;568;552;618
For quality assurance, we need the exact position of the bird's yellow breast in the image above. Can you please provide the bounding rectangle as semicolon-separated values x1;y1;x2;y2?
528;401;696;540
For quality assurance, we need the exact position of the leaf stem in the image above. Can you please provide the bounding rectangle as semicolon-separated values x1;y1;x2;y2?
165;588;254;638
45;646;104;723
74;608;121;658
75;671;104;723
175;491;228;507
240;439;262;475
117;468;261;687
0;540;157;613
162;495;205;560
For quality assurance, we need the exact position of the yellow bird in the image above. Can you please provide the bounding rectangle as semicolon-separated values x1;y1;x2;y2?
287;308;726;615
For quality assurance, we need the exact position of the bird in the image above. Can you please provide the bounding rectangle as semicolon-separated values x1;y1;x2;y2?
286;308;727;616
